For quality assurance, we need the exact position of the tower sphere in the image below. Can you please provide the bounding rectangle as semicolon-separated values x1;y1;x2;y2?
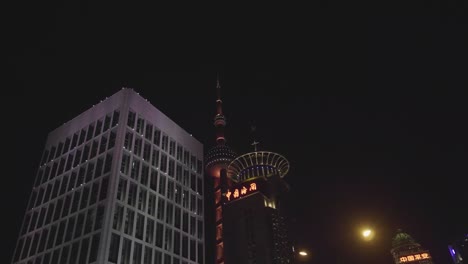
205;144;237;178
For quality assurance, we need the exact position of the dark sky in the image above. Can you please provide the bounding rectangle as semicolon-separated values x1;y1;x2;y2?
4;3;468;264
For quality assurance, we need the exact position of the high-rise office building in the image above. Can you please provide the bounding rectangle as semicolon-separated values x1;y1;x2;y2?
390;229;434;264
223;150;293;264
11;88;205;264
448;233;468;264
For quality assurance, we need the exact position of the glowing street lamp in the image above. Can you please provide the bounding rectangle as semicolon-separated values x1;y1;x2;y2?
299;251;308;256
361;228;374;241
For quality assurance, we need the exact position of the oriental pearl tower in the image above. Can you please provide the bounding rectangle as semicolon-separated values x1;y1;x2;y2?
205;76;237;264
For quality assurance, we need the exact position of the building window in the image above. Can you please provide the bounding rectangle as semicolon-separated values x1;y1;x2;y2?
86;124;95;141
148;194;156;216
104;114;111;131
121;238;131;264
164;227;173;251
84;207;95;234
182;235;188;258
89;233;100;262
143;143;151;161
156;222;164;248
130;159;140;181
165;203;173;225
128;183;137;207
94;120;102;137
135;214;145;240
136;117;144;134
127;111;136;128
113;204;124;232
112;110;120;127
144;245;153;264
134;137;142;157
124;131;134;150
145;218;154;244
78;237;90;264
169;140;175;156
121;153;131;175
151;149;160;168
158;175;166;196
145;123;153;141
150;170;158;192
176;145;183;162
133;242;143;264
160;154;167;173
138;189;147;212
157;198;165;221
161;135;168;151
141;164;149;186
153;129;161;146
168;159;175;177
174;206;181;229
174;230;181;254
124;208;135;236
182;212;188;233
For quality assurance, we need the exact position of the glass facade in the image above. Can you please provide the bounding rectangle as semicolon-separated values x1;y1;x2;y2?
12;110;119;264
12;90;204;264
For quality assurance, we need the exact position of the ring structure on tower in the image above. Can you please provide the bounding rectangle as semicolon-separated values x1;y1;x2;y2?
227;151;290;183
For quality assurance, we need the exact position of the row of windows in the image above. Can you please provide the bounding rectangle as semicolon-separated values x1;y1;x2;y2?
40;110;120;166
113;198;203;241
14;203;105;263
108;232;203;264
124;129;203;177
21;176;109;238
117;175;203;218
35;131;116;188
127;110;203;174
121;149;203;198
16;232;100;264
28;154;112;213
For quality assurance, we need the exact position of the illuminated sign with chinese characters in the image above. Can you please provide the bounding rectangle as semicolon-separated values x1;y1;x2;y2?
399;253;431;262
225;183;257;201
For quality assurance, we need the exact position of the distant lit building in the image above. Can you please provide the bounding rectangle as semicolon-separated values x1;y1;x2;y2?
223;151;293;264
448;234;468;264
391;229;434;264
11;88;205;264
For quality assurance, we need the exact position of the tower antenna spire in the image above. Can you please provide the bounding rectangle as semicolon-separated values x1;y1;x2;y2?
250;121;260;152
214;73;226;145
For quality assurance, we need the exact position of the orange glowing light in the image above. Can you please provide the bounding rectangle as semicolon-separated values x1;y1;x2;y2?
225;182;259;202
399;253;431;263
241;186;247;195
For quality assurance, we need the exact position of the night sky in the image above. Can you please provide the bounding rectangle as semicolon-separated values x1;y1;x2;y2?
4;4;468;264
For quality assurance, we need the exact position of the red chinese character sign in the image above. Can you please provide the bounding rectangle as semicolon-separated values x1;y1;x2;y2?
224;183;258;201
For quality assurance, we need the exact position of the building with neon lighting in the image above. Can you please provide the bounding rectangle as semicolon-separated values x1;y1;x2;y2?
223;150;293;264
204;78;237;264
11;88;205;264
390;229;434;264
448;233;468;264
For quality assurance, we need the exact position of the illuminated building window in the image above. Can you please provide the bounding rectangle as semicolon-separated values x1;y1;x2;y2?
216;224;223;240
216;207;222;222
215;190;221;204
216;243;224;261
